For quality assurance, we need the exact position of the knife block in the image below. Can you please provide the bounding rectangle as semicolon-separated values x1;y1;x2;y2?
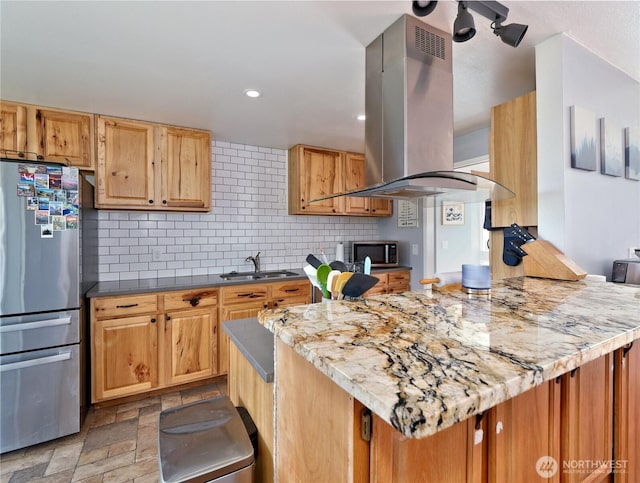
521;240;587;281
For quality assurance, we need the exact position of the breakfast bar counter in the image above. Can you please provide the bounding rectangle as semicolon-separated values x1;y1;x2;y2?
258;277;640;482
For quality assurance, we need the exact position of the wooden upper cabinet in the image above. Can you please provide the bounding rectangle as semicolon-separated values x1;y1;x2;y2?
343;152;392;216
0;102;27;156
96;116;156;208
289;145;391;217
35;108;93;168
0;101;93;169
343;151;369;215
95;115;211;211
289;144;344;215
161;126;211;210
489;91;537;228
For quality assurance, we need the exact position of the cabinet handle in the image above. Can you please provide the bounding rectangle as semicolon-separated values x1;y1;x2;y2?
475;411;485;430
116;303;138;308
148;199;154;204
273;302;279;307
284;288;299;293
150;318;156;323
162;200;167;205
264;303;268;309
166;315;171;321
570;368;578;377
187;297;200;307
623;342;634;358
237;293;256;298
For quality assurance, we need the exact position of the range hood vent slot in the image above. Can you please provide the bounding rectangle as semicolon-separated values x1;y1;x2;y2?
414;25;446;60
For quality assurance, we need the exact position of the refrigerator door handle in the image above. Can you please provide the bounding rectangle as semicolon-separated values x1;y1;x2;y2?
0;351;72;372
0;317;72;333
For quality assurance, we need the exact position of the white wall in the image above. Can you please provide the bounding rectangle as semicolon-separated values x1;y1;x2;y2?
536;34;640;278
96;140;378;281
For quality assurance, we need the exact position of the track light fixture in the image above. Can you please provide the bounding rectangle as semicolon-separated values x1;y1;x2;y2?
411;0;528;48
453;2;475;43
412;1;438;17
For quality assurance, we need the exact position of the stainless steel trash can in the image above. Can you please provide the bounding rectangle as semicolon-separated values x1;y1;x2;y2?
158;395;255;483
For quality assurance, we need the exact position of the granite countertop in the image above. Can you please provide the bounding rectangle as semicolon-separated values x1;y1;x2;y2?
85;266;412;298
222;318;274;383
258;277;640;439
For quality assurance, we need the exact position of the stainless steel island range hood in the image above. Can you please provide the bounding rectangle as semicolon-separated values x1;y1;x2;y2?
314;14;513;203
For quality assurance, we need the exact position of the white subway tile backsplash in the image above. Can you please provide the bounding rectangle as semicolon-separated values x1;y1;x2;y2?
96;139;379;280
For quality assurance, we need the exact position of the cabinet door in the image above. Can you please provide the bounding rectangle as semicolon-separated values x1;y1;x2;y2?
489;380;561;482
371;413;486;483
160;126;211;211
289;145;344;215
163;307;217;385
614;343;639;483
34;108;93;169
369;197;392;216
93;315;158;402
219;301;268;374
95;116;157;208
343;152;370;215
561;354;613;483
343;152;392;216
0;101;27;157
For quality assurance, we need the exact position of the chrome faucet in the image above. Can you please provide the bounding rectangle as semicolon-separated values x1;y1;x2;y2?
245;252;261;273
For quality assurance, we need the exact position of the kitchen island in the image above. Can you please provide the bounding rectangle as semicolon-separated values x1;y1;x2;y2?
258;277;640;482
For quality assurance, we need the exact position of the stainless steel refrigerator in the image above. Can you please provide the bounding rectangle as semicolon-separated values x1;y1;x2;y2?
0;158;98;453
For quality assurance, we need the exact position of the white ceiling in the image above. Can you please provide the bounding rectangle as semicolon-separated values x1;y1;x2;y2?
1;1;638;153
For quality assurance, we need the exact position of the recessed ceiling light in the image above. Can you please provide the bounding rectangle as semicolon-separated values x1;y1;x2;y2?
357;114;366;121
243;89;262;98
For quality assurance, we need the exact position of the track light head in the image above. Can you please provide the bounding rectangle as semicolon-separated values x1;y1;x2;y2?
492;21;528;47
412;0;438;17
452;2;476;43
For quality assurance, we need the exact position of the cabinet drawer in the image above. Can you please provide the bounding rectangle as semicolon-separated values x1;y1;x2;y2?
270;280;311;300
387;270;410;285
221;284;268;305
163;288;218;310
93;294;158;319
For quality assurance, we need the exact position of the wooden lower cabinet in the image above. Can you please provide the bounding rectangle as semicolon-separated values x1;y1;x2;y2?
275;339;369;483
274;343;628;483
561;354;614;483
364;269;411;297
489;380;561;482
228;341;274;483
614;342;638;482
91;288;218;403
371;413;486;483
93;314;158;401
163;307;217;386
219;280;311;374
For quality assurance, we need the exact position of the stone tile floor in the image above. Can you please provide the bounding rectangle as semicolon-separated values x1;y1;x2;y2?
0;380;226;483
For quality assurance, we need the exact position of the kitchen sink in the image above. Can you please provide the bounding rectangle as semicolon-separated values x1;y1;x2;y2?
220;270;299;281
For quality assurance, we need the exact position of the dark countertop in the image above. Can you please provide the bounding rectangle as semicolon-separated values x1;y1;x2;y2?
85;266;412;298
222;317;274;383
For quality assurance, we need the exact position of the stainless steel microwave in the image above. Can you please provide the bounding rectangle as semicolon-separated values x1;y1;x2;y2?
351;241;399;267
